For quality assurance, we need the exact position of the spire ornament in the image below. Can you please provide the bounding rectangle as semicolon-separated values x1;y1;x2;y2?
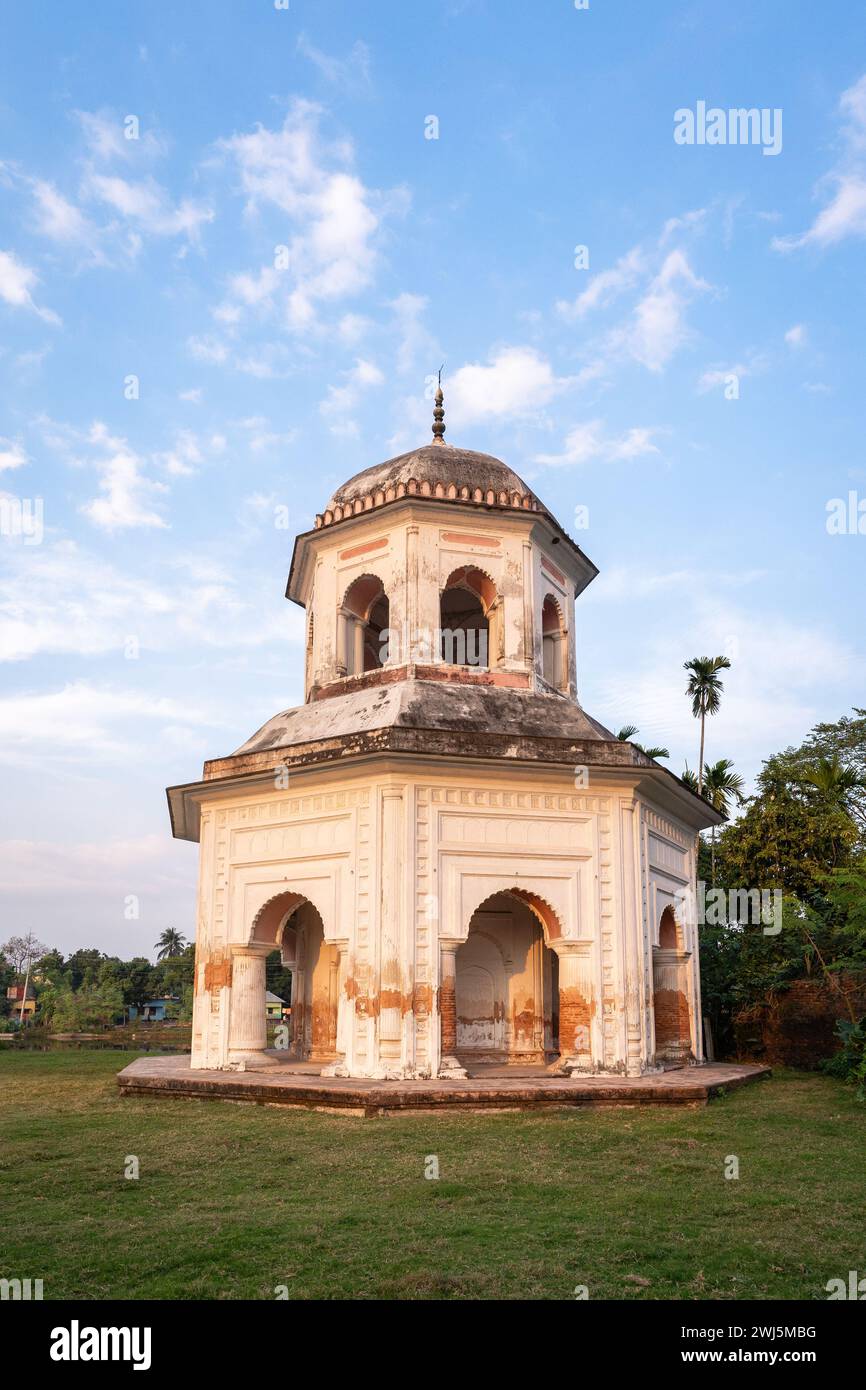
431;366;445;444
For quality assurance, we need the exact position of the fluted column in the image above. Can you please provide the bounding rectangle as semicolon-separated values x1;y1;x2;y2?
551;940;593;1074
321;945;350;1078
227;943;278;1068
336;610;348;676
438;941;467;1078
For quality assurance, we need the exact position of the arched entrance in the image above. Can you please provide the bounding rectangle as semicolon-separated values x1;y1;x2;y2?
652;906;692;1065
439;889;595;1076
541;593;567;690
228;890;345;1070
439;566;499;668
454;893;557;1067
339;573;389;675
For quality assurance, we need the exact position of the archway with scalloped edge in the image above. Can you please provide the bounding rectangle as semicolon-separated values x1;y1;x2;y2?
439;565;498;669
340;572;390;673
251;890;306;953
250;889;338;1063
456;889;560;1065
465;885;565;945
541;591;567;690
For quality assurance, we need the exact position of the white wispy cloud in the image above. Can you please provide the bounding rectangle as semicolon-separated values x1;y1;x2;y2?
447;346;576;426
773;74;866;252
0;248;60;324
214;99;402;334
615;249;711;373
556;246;645;320
79;422;169;531
320;357;384;424
0;438;29;472
296;34;372;90
533;421;662;467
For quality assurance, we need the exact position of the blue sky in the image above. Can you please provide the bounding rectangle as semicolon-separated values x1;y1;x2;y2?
1;0;864;957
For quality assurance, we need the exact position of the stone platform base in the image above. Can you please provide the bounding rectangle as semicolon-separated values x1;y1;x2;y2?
117;1055;770;1117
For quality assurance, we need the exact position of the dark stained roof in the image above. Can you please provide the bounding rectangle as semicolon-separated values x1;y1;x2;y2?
230;679;617;759
326;443;540;513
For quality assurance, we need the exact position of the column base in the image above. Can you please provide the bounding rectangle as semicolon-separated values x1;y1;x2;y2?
547;1054;593;1076
656;1043;693;1068
437;1055;468;1079
319;1058;349;1077
226;1049;281;1070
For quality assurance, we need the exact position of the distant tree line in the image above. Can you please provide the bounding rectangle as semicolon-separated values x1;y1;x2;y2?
0;930;196;1031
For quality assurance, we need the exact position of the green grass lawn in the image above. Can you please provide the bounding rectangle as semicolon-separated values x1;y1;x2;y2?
0;1050;863;1300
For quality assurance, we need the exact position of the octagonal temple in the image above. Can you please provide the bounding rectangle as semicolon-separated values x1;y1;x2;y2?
167;388;720;1079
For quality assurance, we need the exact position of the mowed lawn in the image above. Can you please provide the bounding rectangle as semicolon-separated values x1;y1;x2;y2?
0;1051;863;1301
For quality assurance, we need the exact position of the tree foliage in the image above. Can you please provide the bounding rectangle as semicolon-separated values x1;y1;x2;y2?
699;709;866;1067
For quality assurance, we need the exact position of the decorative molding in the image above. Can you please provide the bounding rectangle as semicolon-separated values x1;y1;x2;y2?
426;786;610;814
643;805;690;850
316;479;540;530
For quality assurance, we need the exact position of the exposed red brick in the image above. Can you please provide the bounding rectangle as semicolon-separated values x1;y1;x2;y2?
438;976;457;1055
654;989;691;1049
203;955;232;992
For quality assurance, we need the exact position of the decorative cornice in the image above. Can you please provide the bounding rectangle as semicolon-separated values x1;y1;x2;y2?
315;478;540;530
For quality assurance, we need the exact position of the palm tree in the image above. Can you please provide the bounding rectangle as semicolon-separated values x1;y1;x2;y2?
800;755;866;805
684;656;731;796
616;725;670;761
155;928;186;960
702;758;746;885
681;764;700;794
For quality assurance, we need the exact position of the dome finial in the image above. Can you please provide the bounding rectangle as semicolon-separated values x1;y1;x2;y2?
431;365;445;444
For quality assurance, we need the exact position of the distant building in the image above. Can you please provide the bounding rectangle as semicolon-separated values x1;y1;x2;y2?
6;985;37;1018
128;996;179;1022
265;991;286;1021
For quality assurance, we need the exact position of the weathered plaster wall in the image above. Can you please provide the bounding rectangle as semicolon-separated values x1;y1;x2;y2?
301;502;578;697
189;763;702;1078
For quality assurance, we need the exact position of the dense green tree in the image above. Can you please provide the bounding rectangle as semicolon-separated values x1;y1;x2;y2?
64;948;106;991
699;710;866;1063
154;944;195;997
715;756;859;903
47;980;124;1031
116;958;158;1010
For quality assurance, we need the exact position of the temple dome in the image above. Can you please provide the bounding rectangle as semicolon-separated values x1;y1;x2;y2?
317;440;554;533
326;442;539;512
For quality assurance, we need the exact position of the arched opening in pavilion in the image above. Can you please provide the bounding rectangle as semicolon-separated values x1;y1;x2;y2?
244;891;342;1067
652;905;691;1065
439;566;498;669
340;574;390;676
449;890;565;1073
541;593;567;690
